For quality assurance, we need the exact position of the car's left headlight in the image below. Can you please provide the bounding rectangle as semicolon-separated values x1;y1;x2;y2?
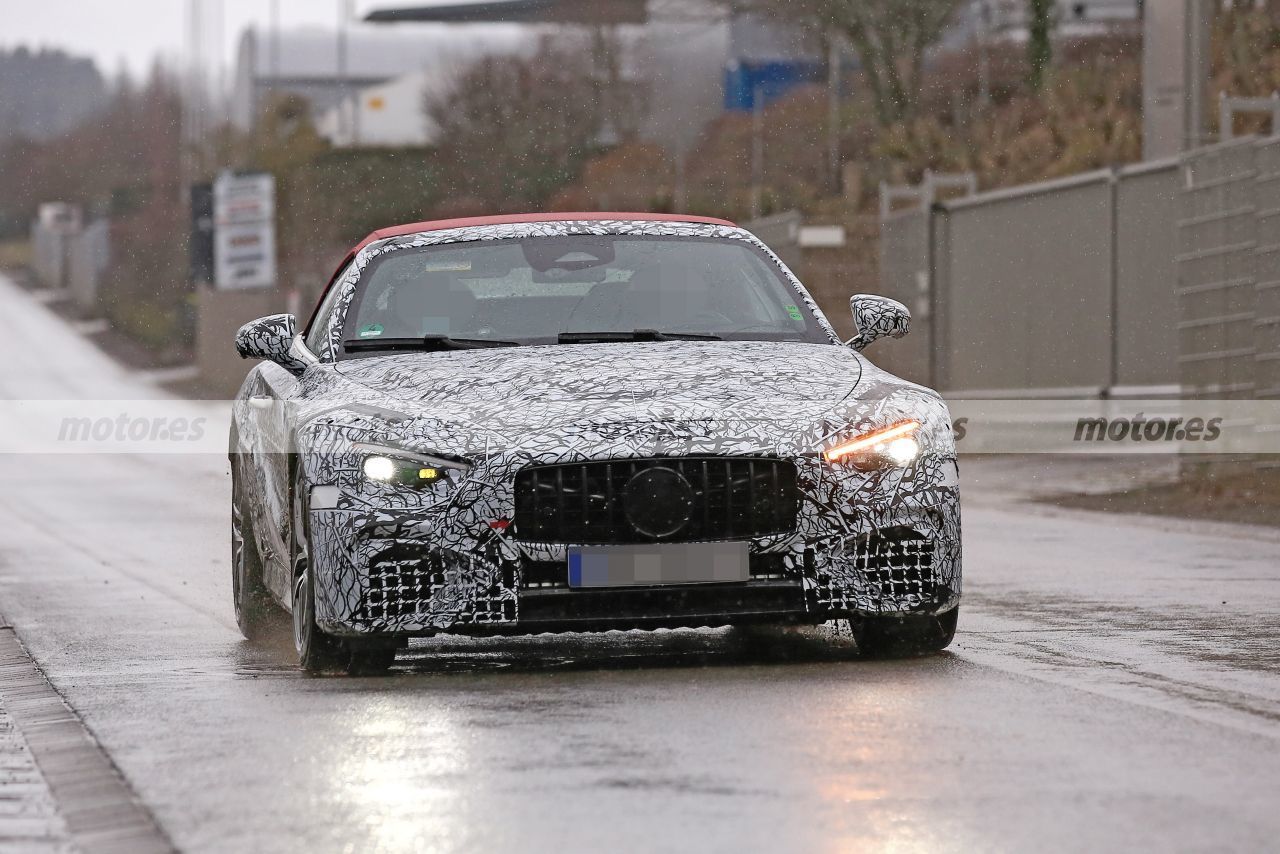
354;443;471;489
823;420;922;468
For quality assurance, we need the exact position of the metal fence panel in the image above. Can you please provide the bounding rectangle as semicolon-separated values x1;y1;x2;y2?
874;208;932;384
1254;137;1280;400
1177;139;1258;398
1115;162;1181;389
938;174;1114;392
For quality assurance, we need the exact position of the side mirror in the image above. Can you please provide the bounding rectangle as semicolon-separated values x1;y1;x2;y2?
848;294;910;351
235;314;309;375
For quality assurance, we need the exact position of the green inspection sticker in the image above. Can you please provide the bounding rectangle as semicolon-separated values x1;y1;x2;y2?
785;304;804;321
358;324;384;338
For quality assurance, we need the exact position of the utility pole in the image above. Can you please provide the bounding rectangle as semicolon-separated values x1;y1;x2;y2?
977;0;991;109
1142;0;1213;159
270;0;280;84
751;83;764;220
827;33;841;192
182;0;202;206
181;0;191;208
213;0;225;130
337;0;350;143
348;0;361;146
336;0;361;146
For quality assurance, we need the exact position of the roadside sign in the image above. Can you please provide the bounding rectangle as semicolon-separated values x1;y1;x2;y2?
213;172;276;289
214;223;277;291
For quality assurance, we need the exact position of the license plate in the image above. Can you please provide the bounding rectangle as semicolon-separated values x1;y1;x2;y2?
567;542;750;588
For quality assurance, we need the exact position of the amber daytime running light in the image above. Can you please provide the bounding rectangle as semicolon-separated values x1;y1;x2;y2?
823;420;922;465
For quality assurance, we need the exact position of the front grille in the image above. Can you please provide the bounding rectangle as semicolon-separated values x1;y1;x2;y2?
513;457;799;545
363;552;515;624
365;558;441;621
807;530;939;612
849;533;936;603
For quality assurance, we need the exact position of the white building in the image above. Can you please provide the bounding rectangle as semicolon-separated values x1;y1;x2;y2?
231;24;537;130
947;0;1141;47
311;25;543;148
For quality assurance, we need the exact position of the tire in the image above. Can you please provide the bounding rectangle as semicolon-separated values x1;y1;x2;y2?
851;607;958;658
291;470;396;676
231;468;285;642
292;566;348;674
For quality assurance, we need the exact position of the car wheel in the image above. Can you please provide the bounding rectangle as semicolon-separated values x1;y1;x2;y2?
851;607;958;658
290;471;397;676
231;468;284;642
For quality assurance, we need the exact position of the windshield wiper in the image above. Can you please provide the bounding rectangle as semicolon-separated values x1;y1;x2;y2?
343;335;520;353
557;329;722;344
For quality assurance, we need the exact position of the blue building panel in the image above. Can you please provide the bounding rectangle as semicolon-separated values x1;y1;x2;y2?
724;60;825;112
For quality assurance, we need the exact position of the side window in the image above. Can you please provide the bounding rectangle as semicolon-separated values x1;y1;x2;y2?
304;263;353;358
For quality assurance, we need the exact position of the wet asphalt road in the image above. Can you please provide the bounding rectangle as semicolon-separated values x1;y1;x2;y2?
1;272;1279;853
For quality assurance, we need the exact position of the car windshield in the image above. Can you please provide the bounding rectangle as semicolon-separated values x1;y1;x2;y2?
338;235;830;354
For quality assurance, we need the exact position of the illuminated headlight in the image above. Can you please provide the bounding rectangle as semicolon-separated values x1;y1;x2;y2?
883;436;921;466
363;456;398;482
355;444;470;488
824;420;922;468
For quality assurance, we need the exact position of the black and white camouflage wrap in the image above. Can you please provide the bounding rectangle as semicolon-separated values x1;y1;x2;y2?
848;294;911;351
235;314;310;376
232;220;961;637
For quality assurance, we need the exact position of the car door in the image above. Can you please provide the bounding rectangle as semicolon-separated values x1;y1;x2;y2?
253;264;350;600
251;359;302;601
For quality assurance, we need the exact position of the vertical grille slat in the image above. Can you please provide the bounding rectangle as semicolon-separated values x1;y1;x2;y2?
554;467;565;531
513;457;799;545
723;460;734;538
770;461;783;531
700;459;711;537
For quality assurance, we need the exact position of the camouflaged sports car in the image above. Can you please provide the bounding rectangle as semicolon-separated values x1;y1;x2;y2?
230;213;961;674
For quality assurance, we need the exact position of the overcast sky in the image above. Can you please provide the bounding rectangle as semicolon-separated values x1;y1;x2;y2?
0;1;397;79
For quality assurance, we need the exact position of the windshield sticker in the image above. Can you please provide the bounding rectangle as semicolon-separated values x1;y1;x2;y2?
785;304;804;321
423;261;472;272
358;324;385;339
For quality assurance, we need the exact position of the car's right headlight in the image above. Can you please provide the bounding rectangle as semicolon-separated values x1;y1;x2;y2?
822;420;922;468
354;443;471;489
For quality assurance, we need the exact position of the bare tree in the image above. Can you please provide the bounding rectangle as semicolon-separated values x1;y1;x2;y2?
735;0;965;125
425;38;642;210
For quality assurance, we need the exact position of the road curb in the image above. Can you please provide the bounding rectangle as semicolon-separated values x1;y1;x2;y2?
0;627;174;854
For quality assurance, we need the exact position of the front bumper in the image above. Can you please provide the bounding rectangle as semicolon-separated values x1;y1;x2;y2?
307;477;962;638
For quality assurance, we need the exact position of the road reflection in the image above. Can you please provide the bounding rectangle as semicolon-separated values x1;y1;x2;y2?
233;622;917;679
230;623;969;852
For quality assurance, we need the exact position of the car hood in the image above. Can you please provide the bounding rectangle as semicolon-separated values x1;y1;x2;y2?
306;340;934;459
334;340;854;416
